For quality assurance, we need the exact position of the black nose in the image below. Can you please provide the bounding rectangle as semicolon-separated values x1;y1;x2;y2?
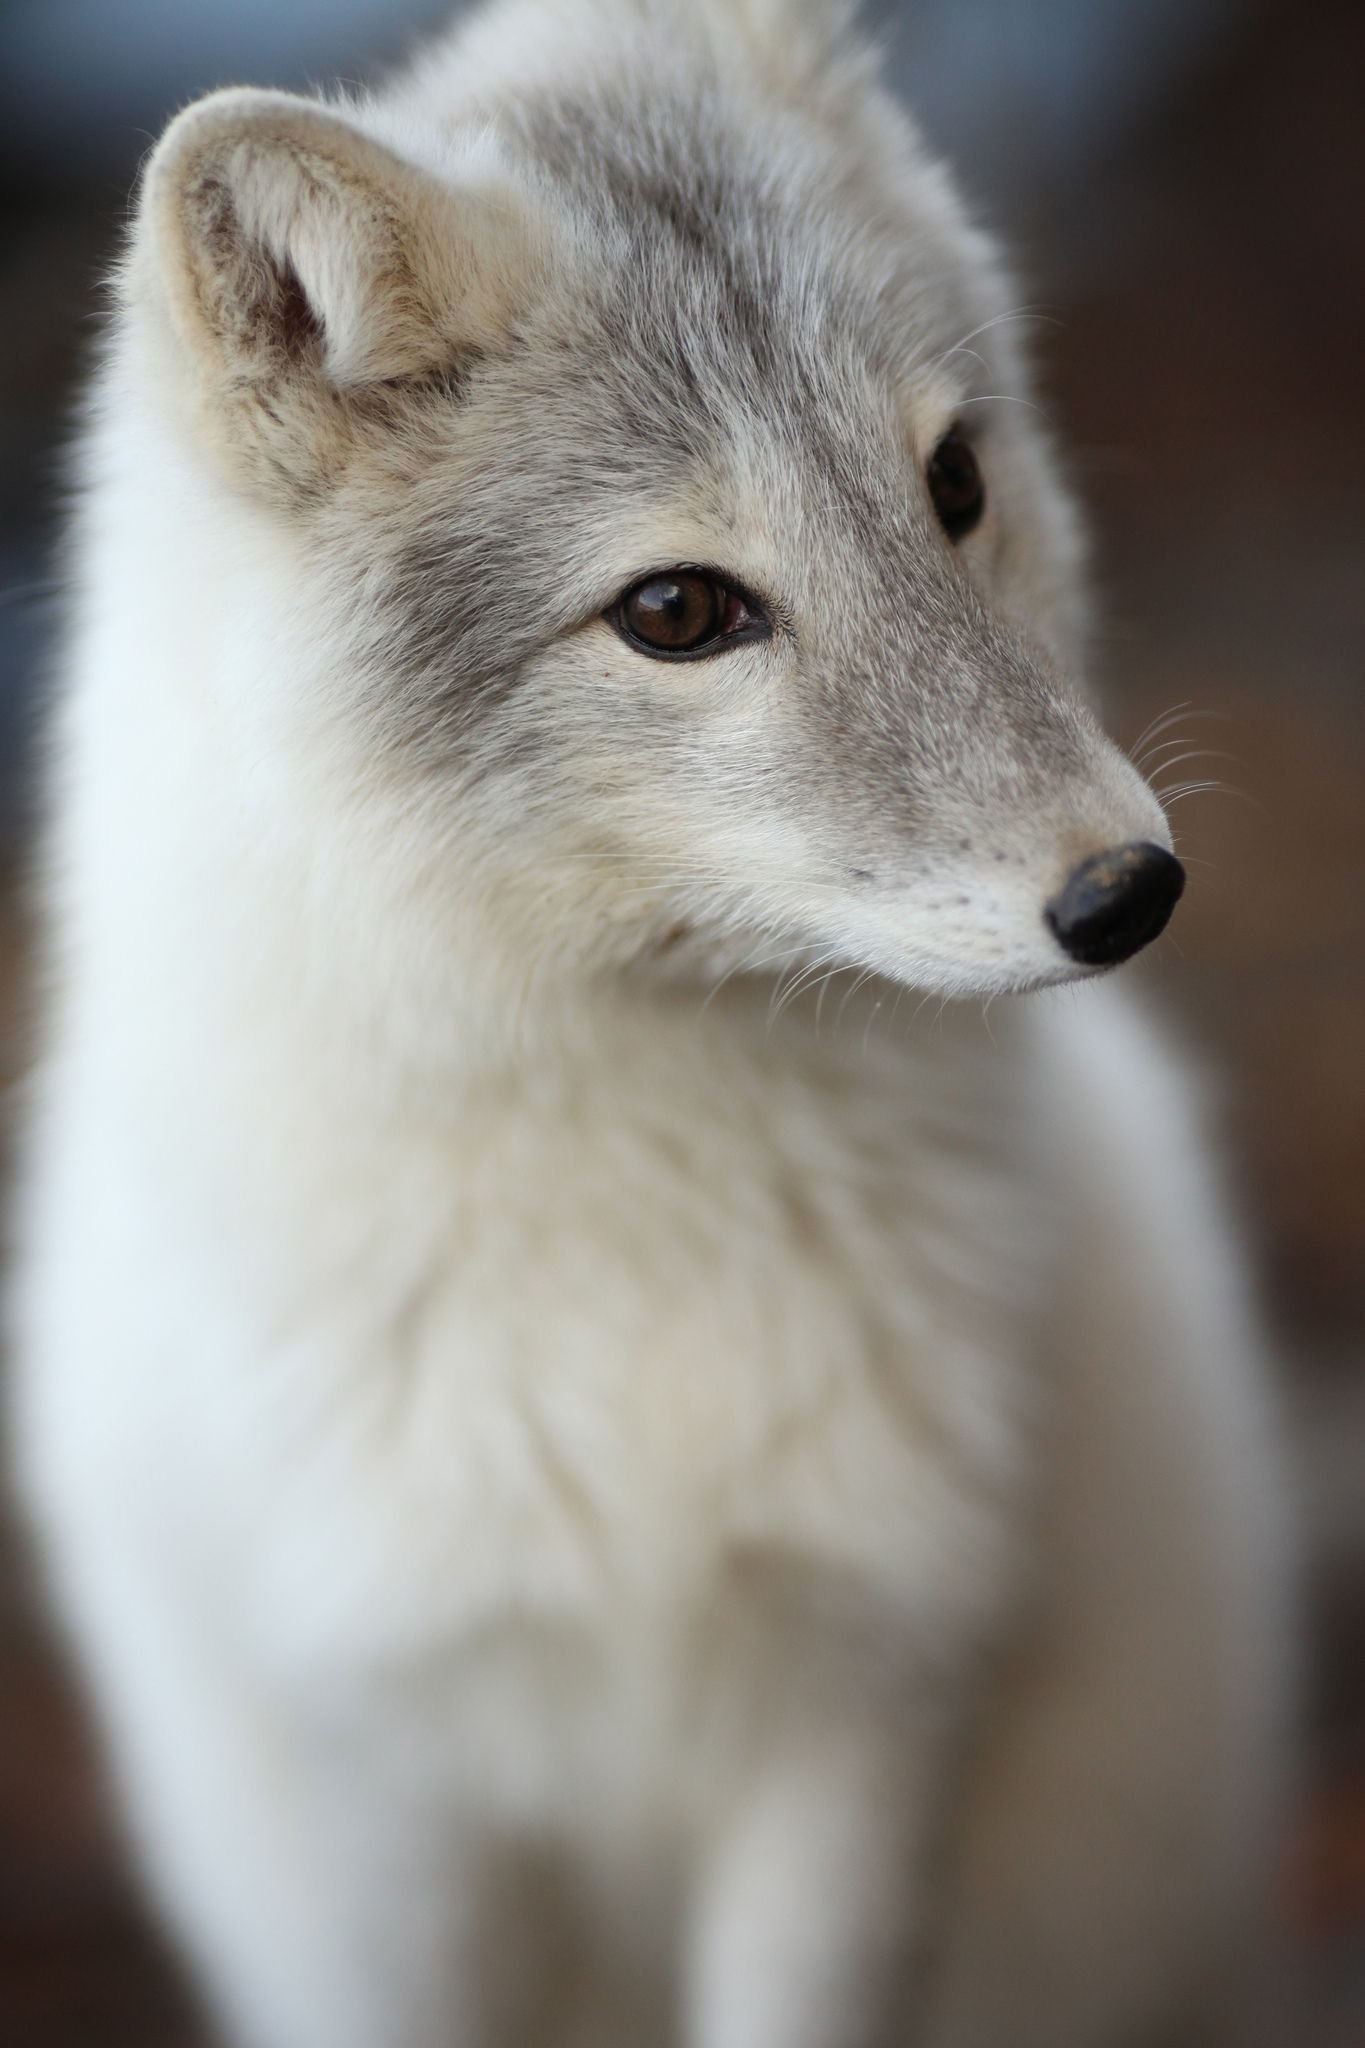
1045;842;1185;967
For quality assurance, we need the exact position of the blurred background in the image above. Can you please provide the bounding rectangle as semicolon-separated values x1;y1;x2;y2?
0;0;1361;2039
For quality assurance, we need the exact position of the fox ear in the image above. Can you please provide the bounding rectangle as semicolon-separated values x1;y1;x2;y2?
135;88;540;491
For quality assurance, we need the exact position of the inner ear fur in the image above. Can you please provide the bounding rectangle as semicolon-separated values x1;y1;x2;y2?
136;88;540;490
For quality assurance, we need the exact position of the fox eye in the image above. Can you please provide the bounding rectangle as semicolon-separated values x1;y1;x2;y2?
927;426;985;541
613;570;766;660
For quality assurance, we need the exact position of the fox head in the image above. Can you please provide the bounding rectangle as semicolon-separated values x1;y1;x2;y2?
124;0;1179;1036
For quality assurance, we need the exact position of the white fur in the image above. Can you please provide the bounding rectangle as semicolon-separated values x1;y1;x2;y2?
11;3;1289;2044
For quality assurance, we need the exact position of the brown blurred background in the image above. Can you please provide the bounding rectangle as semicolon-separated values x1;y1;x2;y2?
1;0;1362;2039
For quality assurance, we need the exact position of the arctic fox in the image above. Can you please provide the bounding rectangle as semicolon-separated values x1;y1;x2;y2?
11;1;1288;2043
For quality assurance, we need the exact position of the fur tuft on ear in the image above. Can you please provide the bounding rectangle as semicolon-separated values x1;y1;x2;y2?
134;88;542;490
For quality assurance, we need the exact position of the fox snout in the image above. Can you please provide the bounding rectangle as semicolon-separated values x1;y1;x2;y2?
1045;841;1185;968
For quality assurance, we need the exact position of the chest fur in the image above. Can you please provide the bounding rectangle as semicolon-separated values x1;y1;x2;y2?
163;1013;1051;1686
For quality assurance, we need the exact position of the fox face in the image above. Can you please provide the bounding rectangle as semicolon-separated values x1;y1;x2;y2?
129;0;1177;1021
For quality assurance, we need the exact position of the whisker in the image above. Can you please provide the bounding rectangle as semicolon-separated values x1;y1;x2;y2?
1129;703;1243;773
933;305;1060;375
1129;700;1196;760
813;962;862;1036
1129;704;1252;770
1159;781;1264;815
814;963;852;1034
697;938;811;1017
836;966;880;1029
954;393;1050;420
1147;746;1242;780
768;949;847;1032
1139;734;1229;765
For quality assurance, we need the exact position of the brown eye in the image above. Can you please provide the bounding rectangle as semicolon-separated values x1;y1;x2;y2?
614;570;766;660
927;426;985;541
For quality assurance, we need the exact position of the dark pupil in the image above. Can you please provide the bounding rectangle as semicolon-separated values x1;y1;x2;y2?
927;430;984;539
625;574;718;650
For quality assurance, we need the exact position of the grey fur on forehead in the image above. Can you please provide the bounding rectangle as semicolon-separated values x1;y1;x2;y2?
486;58;991;372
